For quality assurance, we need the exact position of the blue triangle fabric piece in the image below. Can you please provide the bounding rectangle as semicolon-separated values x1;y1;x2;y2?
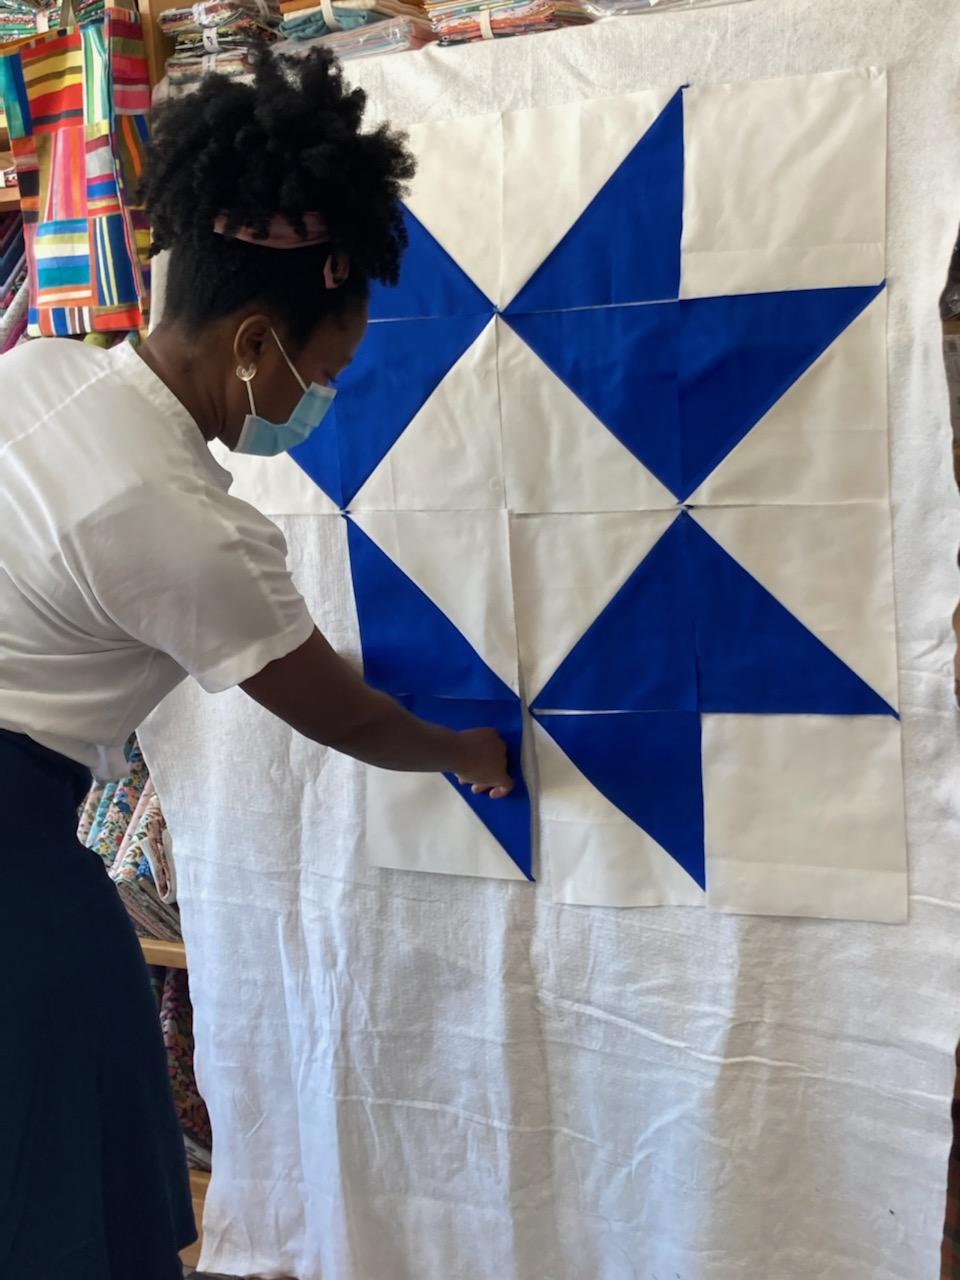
289;411;344;508
536;710;704;888
293;314;490;508
534;515;696;712
677;283;885;499
505;284;883;501
399;693;533;880
346;518;515;702
506;90;684;313
682;513;896;716
369;206;495;320
504;305;683;495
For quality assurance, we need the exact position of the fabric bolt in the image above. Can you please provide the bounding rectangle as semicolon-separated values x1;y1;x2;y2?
142;6;960;1279
111;782;184;940
274;14;432;57
279;0;423;40
426;0;588;45
76;777;105;844
84;778;117;848
85;736;149;866
158;0;279;85
0;729;195;1278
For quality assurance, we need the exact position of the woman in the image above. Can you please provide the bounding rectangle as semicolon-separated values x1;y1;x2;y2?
0;50;512;1279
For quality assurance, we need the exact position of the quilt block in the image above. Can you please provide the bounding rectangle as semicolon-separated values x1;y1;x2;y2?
238;67;904;920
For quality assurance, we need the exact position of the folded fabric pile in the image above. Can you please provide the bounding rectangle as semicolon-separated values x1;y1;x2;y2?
0;0;61;42
423;0;588;45
78;738;183;942
277;12;431;56
73;0;105;24
279;0;426;39
0;211;26;352
159;0;281;88
110;779;184;940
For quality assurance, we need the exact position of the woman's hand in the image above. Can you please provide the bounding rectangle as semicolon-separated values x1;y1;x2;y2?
453;727;515;799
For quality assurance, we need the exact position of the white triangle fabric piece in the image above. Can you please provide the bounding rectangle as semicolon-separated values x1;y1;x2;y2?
687;294;888;507
692;504;898;710
404;113;502;305
352;320;504;511
701;713;906;922
681;68;886;297
498;318;676;514
349;509;520;695
365;764;527;881
500;88;676;309
510;510;676;703
212;442;341;517
533;720;705;907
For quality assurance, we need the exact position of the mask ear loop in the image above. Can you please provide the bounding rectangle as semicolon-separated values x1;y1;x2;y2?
270;328;308;392
236;363;258;413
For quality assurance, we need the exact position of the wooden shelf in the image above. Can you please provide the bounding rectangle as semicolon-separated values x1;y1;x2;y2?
180;1169;211;1269
140;936;188;968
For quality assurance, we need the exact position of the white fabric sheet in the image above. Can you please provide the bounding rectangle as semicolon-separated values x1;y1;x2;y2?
141;3;960;1276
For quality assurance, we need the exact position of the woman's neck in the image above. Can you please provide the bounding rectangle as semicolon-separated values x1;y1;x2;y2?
138;323;226;443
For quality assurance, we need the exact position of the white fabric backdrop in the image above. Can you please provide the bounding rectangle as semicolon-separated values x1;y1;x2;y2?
141;3;960;1275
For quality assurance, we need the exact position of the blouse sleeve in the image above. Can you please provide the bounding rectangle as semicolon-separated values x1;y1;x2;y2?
68;481;316;694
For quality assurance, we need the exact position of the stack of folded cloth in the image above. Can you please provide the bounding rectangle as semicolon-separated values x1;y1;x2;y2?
77;740;184;942
0;0;61;42
423;0;588;44
110;779;184;941
159;0;281;88
276;0;433;57
73;0;105;24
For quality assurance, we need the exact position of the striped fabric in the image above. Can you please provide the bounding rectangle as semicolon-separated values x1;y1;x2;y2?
105;7;150;115
0;0;150;336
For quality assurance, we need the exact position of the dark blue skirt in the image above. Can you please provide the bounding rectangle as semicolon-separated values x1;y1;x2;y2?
0;730;196;1280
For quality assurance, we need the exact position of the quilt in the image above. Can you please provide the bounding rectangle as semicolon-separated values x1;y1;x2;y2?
227;66;903;922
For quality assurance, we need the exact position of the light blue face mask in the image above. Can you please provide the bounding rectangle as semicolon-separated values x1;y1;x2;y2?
234;328;337;457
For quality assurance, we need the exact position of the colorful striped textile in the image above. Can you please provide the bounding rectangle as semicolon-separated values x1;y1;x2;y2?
0;0;150;335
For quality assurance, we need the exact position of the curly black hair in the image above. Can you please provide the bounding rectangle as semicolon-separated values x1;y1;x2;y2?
141;48;415;343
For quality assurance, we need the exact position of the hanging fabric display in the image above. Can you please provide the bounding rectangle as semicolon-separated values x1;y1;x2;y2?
0;0;150;335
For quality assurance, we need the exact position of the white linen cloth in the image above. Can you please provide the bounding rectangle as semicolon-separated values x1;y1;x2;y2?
141;3;960;1275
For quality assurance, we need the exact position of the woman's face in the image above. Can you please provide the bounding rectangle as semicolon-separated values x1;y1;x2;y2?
222;299;368;449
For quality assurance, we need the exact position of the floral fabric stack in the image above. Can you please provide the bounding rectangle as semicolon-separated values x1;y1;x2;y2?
277;0;432;56
110;779;183;939
423;0;587;44
77;737;183;941
159;0;281;88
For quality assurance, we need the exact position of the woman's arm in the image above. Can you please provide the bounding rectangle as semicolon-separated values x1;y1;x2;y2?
242;629;514;797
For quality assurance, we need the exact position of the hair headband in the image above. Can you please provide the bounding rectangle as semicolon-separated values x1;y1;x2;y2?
212;212;350;289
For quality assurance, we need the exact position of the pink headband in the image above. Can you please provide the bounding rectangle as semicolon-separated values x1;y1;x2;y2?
212;212;350;289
